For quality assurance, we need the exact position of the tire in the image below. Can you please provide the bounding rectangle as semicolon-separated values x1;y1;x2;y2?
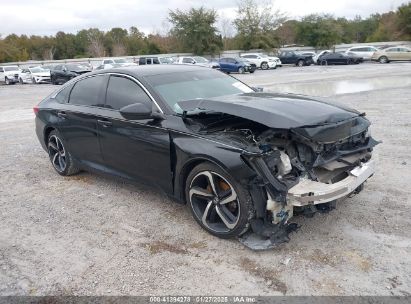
19;78;24;84
379;56;388;64
32;77;37;84
260;62;269;70
238;67;245;74
5;78;10;85
47;130;80;176
297;59;304;67
250;70;255;73
51;75;58;85
185;162;254;239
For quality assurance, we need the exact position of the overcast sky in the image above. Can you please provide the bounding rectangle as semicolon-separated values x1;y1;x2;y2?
0;0;408;37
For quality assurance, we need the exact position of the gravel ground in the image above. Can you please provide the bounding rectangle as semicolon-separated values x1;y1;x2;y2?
0;63;410;296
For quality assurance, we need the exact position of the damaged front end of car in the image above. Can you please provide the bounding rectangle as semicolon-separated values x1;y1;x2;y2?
178;93;380;250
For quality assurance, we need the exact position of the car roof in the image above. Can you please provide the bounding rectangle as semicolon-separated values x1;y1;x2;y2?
88;64;211;77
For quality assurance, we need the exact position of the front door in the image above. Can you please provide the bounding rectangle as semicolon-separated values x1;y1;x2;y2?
97;74;172;192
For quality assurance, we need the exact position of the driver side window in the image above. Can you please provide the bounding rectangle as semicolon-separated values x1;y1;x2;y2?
105;76;152;110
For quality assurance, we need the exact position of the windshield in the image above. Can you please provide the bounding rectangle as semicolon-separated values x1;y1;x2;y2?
193;56;208;63
29;67;46;73
114;59;127;64
159;57;174;64
67;64;89;71
146;70;253;114
4;66;19;72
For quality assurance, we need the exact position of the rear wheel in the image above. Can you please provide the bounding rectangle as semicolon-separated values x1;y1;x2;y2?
185;163;254;238
47;130;80;176
297;59;304;67
379;56;388;63
5;78;10;85
238;67;245;74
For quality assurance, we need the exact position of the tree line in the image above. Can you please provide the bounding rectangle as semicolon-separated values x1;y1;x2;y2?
0;0;410;63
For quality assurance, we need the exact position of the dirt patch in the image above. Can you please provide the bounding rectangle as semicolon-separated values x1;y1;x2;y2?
239;257;287;294
143;241;188;255
344;251;372;272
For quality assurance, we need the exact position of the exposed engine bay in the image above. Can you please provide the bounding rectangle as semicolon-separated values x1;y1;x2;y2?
182;111;379;250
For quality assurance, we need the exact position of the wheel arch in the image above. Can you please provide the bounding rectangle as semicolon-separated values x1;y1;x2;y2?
177;156;232;204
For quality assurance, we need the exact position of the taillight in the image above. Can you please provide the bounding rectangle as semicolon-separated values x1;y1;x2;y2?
33;105;39;115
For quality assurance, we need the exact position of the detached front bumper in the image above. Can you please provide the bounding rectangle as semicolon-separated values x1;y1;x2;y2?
287;159;375;206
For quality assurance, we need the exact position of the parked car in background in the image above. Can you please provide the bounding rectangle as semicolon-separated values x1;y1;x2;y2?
240;53;277;69
42;64;56;71
277;51;314;66
371;46;411;63
177;56;220;69
50;64;92;84
138;56;175;65
345;46;378;60
300;51;316;58
345;51;364;63
0;65;20;85
19;67;51;84
101;58;136;67
313;50;332;64
318;52;361;65
78;62;94;70
218;57;256;74
95;63;123;70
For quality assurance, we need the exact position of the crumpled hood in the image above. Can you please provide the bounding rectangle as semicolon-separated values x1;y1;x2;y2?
178;92;361;129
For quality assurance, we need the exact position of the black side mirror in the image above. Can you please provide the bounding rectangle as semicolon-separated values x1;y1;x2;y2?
120;102;154;120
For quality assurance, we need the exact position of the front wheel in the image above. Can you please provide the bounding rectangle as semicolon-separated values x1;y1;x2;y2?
186;163;254;238
19;78;24;84
47;130;80;176
379;56;388;64
238;67;245;74
5;78;10;85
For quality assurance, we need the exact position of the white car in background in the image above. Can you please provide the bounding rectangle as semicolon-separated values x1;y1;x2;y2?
345;46;379;60
19;67;51;84
177;56;220;69
240;53;279;69
101;58;137;67
0;65;20;84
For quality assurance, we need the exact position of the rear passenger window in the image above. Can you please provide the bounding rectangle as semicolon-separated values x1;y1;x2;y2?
105;76;152;110
69;75;106;107
55;84;73;103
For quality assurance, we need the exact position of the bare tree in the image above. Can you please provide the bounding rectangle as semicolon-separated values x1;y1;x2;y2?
112;43;126;56
87;29;105;57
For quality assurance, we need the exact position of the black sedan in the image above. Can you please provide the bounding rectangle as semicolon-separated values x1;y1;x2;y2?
318;52;362;65
34;65;378;249
50;64;92;84
277;50;314;66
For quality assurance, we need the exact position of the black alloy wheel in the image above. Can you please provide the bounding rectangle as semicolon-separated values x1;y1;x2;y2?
186;163;253;238
47;130;80;176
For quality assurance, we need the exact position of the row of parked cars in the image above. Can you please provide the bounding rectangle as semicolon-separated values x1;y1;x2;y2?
1;45;410;85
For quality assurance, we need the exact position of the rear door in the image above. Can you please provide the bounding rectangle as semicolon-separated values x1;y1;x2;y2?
97;74;172;192
58;74;108;167
397;48;411;61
